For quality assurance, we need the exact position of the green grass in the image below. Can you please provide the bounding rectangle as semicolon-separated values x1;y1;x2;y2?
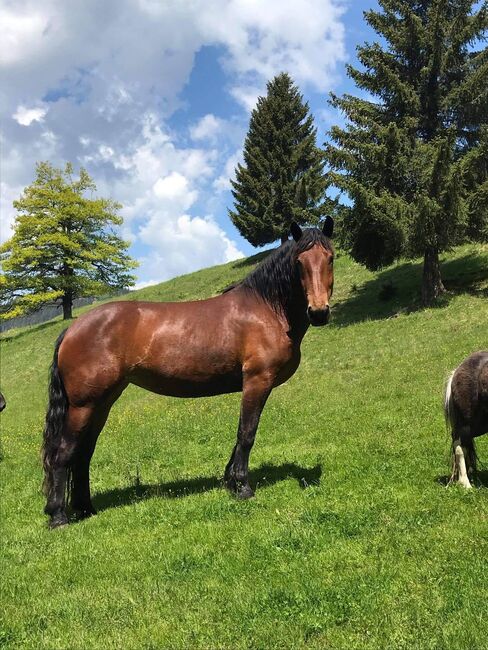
1;244;487;650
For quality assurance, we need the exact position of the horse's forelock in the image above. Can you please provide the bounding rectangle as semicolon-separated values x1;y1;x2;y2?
293;227;333;257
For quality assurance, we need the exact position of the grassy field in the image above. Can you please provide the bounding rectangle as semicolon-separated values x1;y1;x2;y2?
1;243;487;650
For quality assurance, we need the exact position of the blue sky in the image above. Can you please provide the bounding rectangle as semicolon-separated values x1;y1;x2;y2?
1;0;380;287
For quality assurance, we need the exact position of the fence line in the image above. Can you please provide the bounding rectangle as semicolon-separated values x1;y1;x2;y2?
0;292;129;333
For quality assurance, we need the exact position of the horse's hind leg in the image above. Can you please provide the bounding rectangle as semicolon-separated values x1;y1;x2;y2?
463;436;477;482
70;387;126;519
70;425;102;520
451;427;472;489
45;405;96;528
453;441;471;488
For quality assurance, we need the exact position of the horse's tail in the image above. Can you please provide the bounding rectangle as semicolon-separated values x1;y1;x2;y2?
444;369;458;479
444;370;455;436
41;329;68;502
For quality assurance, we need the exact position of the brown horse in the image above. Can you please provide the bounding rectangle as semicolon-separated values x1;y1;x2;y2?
445;351;488;488
42;219;334;528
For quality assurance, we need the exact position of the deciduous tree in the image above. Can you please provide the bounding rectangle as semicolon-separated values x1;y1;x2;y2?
0;162;137;320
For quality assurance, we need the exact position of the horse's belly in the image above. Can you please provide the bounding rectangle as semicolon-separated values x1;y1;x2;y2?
129;367;243;398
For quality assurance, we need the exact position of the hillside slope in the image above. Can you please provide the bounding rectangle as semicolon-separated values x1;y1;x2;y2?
0;243;487;650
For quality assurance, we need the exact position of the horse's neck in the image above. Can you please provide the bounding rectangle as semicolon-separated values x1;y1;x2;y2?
284;285;309;345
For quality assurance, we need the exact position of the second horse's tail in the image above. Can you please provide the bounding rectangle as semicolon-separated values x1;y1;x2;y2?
444;370;455;436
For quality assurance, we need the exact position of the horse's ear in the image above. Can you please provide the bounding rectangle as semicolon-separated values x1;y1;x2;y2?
322;216;334;238
290;221;303;242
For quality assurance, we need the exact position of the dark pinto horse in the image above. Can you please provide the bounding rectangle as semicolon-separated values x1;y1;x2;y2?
42;220;335;528
445;351;488;488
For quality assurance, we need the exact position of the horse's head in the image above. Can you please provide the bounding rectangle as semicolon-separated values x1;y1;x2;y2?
291;218;334;326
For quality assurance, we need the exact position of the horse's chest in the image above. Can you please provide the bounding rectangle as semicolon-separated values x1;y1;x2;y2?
273;348;301;387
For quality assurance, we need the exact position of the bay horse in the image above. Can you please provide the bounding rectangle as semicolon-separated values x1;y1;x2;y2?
42;219;334;528
445;351;488;488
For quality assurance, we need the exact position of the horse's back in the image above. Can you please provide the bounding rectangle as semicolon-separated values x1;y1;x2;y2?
56;293;290;401
478;353;488;405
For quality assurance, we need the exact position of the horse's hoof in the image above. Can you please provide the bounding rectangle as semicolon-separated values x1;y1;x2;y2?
236;484;255;500
74;507;96;521
49;514;69;529
225;475;254;499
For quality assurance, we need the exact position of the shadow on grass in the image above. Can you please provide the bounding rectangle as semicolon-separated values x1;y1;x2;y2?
436;469;488;488
331;251;488;328
0;317;68;343
92;462;322;513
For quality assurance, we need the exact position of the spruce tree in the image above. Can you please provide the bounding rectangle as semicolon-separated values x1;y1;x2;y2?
0;162;137;320
325;0;488;304
230;73;326;246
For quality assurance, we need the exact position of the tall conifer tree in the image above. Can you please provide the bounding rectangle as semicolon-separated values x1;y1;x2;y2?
325;0;488;304
230;73;326;246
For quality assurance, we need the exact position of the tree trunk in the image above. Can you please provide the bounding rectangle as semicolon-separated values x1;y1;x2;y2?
421;246;445;306
62;293;73;320
280;234;288;245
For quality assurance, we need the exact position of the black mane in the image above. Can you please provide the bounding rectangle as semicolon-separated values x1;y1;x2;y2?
238;228;333;317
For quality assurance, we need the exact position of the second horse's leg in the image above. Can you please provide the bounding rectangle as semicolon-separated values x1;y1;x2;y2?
225;373;272;499
452;430;472;489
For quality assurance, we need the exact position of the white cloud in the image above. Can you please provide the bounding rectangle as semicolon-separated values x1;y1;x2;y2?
153;172;198;211
198;0;346;97
106;117;244;279
213;149;243;193
138;214;244;281
230;86;263;112
12;104;48;125
0;182;22;244
133;278;160;291
190;114;223;142
0;7;49;66
0;0;346;283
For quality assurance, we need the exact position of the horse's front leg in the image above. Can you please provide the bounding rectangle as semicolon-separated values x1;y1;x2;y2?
225;372;273;499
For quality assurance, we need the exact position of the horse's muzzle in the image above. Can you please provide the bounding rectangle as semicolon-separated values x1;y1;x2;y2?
307;305;330;326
